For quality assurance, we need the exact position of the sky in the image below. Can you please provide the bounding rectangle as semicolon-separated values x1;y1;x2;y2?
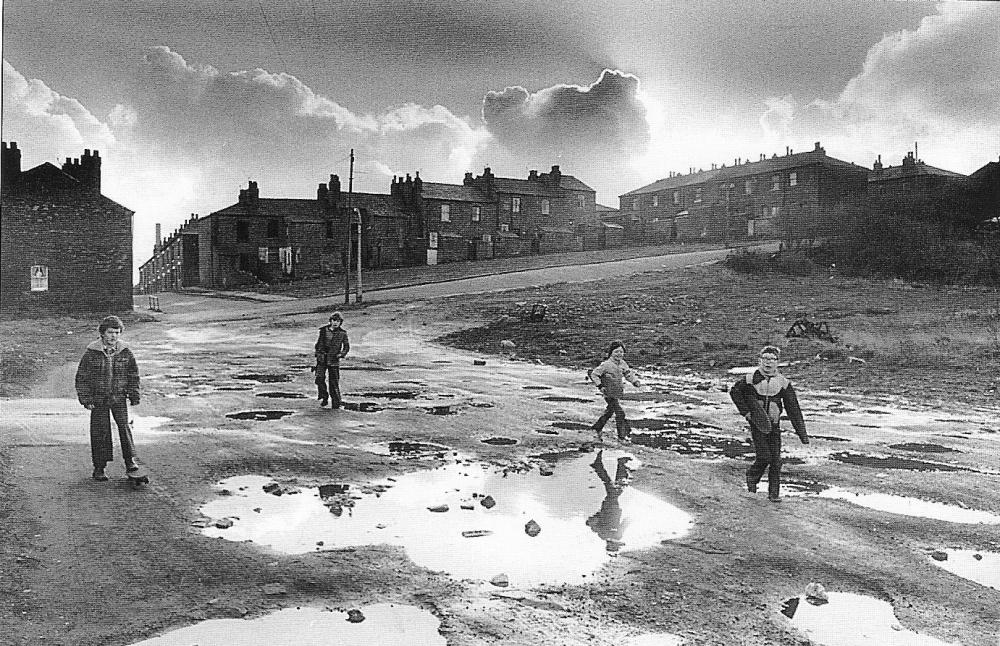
2;0;998;273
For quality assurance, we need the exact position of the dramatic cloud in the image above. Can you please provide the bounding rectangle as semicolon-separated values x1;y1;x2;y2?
483;69;650;159
2;59;115;163
761;2;1000;172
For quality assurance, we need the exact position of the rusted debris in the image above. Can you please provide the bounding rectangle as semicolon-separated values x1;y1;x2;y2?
786;316;836;342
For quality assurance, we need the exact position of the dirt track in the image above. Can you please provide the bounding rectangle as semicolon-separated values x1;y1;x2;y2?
2;261;998;646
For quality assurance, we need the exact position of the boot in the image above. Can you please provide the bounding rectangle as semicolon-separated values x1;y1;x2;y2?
767;475;781;502
745;473;758;494
92;467;109;481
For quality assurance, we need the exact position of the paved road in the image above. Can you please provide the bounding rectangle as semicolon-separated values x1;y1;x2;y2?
163;245;764;323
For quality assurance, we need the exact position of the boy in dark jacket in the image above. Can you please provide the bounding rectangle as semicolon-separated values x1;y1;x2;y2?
315;312;350;408
729;345;809;502
75;316;141;481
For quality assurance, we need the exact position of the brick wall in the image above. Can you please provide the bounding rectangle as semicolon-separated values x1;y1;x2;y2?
1;192;133;314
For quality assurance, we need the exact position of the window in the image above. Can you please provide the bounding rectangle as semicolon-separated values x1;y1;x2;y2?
481;234;492;243
30;265;48;292
512;197;521;213
673;191;680;205
500;223;510;232
472;206;481;222
744;180;753;195
771;206;780;218
694;188;702;203
267;218;280;238
258;247;269;263
771;175;780;191
789;172;798;186
237;220;250;241
428;232;438;249
441;204;450;222
577;194;586;208
326;222;334;239
652;194;659;207
632;198;640;211
541;199;550;215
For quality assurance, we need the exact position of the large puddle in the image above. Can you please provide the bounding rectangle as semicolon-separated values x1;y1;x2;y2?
128;603;445;645
927;549;1000;590
783;592;955;646
784;484;1000;524
199;450;693;586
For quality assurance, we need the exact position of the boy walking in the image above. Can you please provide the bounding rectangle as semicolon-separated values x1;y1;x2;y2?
589;341;642;443
314;312;350;408
75;316;141;481
729;345;809;502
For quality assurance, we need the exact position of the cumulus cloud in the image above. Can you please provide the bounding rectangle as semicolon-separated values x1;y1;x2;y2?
2;59;115;163
483;69;650;159
760;2;1000;172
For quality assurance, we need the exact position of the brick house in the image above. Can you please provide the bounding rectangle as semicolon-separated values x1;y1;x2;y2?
969;156;1000;223
868;151;969;202
620;142;868;244
396;165;598;264
1;142;134;315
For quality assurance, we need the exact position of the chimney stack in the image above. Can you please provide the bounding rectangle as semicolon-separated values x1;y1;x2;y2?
1;141;22;191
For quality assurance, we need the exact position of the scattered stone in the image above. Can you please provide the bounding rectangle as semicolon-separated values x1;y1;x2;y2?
524;520;541;537
500;340;516;354
427;504;449;513
262;482;280;494
974;553;983;561
460;504;475;510
480;495;497;509
490;574;509;588
462;530;492;538
805;582;829;605
473;359;487;366
848;356;867;364
219;489;233;496
375;523;387;529
346;609;365;623
538;466;554;477
253;507;262;513
262;583;287;596
930;550;948;562
213;518;234;529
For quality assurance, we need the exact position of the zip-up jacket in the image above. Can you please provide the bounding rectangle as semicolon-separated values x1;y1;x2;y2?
590;358;640;399
730;369;807;439
75;340;140;407
315;325;350;366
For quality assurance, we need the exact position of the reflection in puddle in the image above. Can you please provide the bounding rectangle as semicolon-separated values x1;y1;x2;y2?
127;604;445;646
364;441;454;458
255;392;308;399
927;549;1000;590
225;410;294;421
784;484;1000;524
631;419;754;459
481;437;518;446
199;451;693;585
540;395;595;403
353;390;420;399
783;592;954;646
343;402;384;413
829;452;975;472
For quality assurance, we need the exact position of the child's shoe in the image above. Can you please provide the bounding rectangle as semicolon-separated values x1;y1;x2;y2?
92;467;109;481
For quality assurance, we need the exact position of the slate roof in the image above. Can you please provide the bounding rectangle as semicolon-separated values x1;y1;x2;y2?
596;204;619;213
870;162;967;182
213;198;327;223
419;182;488;202
623;148;866;197
9;162;133;213
350;192;408;219
491;175;594;195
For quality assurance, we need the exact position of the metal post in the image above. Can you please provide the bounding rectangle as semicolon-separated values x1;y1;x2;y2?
355;211;363;303
344;149;354;304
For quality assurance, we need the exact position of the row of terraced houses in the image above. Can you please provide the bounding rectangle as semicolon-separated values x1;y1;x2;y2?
2;138;996;312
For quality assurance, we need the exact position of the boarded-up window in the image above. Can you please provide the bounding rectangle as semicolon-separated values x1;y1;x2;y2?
258;247;269;263
441;204;450;222
237;220;250;241
30;265;49;292
428;232;438;249
267;219;280;238
541;199;550;215
512;197;521;213
472;206;481;222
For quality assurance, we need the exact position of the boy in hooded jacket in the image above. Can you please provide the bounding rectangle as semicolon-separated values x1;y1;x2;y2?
589;341;643;443
729;345;809;502
315;312;350;408
75;316;141;481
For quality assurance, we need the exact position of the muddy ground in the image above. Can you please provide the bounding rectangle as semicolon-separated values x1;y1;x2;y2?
1;261;998;646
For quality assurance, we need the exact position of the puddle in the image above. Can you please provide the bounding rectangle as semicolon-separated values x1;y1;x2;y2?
888;443;959;453
811;435;851;442
353;390;420;399
829;452;975;472
215;385;254;391
782;592;955;645
927;549;1000;590
631;424;754;459
255;392;308;399
365;441;454;458
131;416;173;434
343;402;384;413
784;484;1000;524
225;410;294;421
199;450;693;585
536;429;560;435
481;437;518;446
341;365;393;372
127;604;445;646
624;634;685;646
551;421;594;431
540;395;595;403
523;385;552;390
234;373;293;383
425;405;455;415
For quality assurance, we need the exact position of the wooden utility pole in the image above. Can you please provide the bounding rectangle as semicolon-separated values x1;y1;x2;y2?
343;149;354;304
356;206;363;303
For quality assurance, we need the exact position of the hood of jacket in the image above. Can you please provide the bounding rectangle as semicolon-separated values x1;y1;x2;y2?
86;339;130;354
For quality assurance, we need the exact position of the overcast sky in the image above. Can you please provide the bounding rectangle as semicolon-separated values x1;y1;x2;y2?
3;0;998;270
